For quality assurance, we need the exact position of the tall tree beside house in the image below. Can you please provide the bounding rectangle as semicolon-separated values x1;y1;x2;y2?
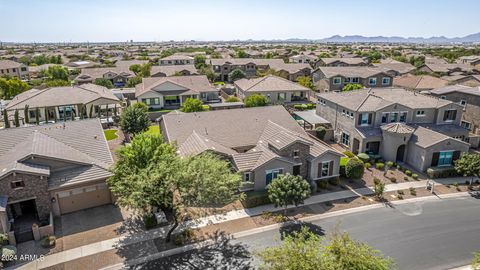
0;77;31;99
43;65;69;81
44;79;71;87
296;76;315;90
244;94;268;108
3;109;10;128
126;76;142;88
258;226;395;270
14;109;20;127
129;64;141;74
454;153;480;184
119;104;150;135
181;98;204;113
129;63;151;78
24;105;30;124
35;107;40;125
236;49;248;58
228;68;246;82
94;78;114;89
194;55;207;69
199;67;216;82
267;174;311;216
342;83;364;91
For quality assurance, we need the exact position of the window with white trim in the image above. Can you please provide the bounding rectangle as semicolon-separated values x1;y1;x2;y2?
293;150;299;158
382;77;391;85
416;110;425;116
341;132;350;146
368;77;377;85
244;172;251;182
321;161;329;177
333;77;342;85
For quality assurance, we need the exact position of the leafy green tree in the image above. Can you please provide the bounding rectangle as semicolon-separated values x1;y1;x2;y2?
43;65;69;81
44;79;71;87
236;49;248;58
209;51;222;59
94;78;114;89
119;104;151;135
258;226;395;270
244;94;268;107
454;153;480;184
225;96;240;103
267;174;311;215
472;251;480;270
297;76;315;90
129;64;141;74
194;55;207;69
228;68;246;81
342;83;364;91
126;76;143;87
199;67;216;82
315;126;326;140
0;77;31;99
345;158;364;179
181;98;204;113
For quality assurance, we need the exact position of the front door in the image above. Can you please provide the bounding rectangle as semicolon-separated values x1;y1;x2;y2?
293;165;301;176
396;145;406;162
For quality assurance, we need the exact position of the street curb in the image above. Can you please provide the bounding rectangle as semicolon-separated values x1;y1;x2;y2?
118;192;475;267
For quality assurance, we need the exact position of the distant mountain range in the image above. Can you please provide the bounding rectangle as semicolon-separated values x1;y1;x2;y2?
308;32;480;44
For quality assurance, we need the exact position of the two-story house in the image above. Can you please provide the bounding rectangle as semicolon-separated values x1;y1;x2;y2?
423;85;480;148
312;67;393;92
135;75;219;109
316;88;470;172
159;55;194;66
313;57;368;69
75;67;136;87
159;106;342;191
289;54;317;64
209;58;285;82
0;60;29;80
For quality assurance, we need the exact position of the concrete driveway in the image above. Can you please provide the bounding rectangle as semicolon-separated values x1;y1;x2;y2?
57;204;129;250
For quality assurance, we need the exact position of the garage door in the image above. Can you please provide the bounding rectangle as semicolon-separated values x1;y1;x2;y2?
58;183;112;214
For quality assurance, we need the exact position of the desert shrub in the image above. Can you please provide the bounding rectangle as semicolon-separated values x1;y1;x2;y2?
409;187;417;196
0;234;7;245
143;212;157;229
405;170;412;176
426;166;458;179
375;162;385;170
306;103;315;109
357;153;370;163
373;177;381;185
386;161;394;168
174;228;195;246
389;177;397;183
343;151;355;158
364;162;372;170
397;190;404;195
412;174;418;180
41;236;56;248
242;191;271;208
293;104;304;110
397;194;404;200
315;126;326;140
1;245;16;261
345;158;365;179
396;165;401;170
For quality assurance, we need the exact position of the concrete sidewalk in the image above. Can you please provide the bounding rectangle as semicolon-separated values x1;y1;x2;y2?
12;176;476;270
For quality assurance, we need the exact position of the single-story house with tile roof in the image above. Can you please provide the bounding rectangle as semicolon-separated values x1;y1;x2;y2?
314;57;368;68
234;75;310;103
159;106;342;191
75;67;136;87
393;74;449;91
3;84;121;127
0;119;114;242
135;75;219;109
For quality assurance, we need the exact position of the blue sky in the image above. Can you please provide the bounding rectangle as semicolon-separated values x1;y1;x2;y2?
0;0;478;42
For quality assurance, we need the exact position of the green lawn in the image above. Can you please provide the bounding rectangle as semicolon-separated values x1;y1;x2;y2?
144;125;160;135
104;129;118;141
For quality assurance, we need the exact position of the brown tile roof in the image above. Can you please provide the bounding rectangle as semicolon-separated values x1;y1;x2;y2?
319;58;366;65
150;65;197;77
135;75;217;97
0;60;23;69
393;75;449;90
317;66;389;79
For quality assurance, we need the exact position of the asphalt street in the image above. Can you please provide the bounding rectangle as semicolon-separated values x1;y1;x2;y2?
131;195;480;270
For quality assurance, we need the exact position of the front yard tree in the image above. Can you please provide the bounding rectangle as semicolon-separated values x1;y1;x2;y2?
244;94;268;107
181;97;204;112
119;103;150;135
228;68;246;81
267;174;311;216
258;226;395;270
94;78;114;89
454;153;480;184
373;178;385;199
472;251;480;270
342;83;364;91
108;134;179;212
166;152;243;242
297;76;315;90
194;55;207;69
0;77;31;99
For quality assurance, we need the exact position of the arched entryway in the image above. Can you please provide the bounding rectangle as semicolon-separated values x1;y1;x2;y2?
396;144;406;162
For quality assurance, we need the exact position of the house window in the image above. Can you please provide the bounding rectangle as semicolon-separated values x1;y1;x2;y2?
368;77;377;85
333;77;342;85
350;112;354;118
351;77;359;83
321;161;329;177
460;100;467;107
438;151;453;166
416;110;425;116
461;121;471;130
443;109;457;121
244;172;251;182
342;109;346;115
341;132;350;146
399;112;407;123
142;98;160;106
389;112;398;123
21;67;27;72
29;110;36;119
382;77;391;85
278;93;286;101
440;96;446;100
10;180;25;189
381;112;389;123
293;150;299;158
360;113;370;126
266;168;283;186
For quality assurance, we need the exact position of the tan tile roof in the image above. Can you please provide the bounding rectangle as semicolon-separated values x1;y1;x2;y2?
0;60;23;69
317;66;389;78
235;75;310;93
150;65;197;77
209;58;285;66
393;75;449;90
428;84;480;97
6;84;120;110
381;123;415;134
135;75;216;97
319;58;366;65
